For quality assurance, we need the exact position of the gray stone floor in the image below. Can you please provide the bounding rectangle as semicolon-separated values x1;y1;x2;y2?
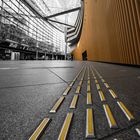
0;60;140;140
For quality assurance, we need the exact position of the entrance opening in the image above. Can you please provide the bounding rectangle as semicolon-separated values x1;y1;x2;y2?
82;50;87;60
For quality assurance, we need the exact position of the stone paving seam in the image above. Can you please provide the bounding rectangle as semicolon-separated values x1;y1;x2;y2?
28;66;85;140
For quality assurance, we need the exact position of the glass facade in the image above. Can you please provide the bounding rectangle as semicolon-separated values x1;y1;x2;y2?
0;0;65;53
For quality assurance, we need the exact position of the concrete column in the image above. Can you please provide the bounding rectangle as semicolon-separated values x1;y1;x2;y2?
64;15;68;60
56;55;58;60
36;42;38;60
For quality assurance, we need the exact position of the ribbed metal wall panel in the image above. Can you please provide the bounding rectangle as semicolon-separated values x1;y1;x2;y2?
72;0;140;65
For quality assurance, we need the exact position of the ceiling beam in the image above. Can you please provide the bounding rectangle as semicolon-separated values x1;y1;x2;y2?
21;0;64;32
48;19;75;28
45;7;81;19
47;21;64;33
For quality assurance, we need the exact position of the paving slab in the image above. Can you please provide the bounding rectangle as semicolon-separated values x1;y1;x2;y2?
0;60;139;140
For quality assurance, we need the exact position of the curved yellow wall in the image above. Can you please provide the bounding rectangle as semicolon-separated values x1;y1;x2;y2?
72;0;140;65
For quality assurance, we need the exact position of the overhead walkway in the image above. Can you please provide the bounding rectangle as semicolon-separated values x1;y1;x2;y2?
0;60;140;140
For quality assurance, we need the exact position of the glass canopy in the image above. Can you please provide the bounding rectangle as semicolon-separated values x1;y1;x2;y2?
28;0;81;29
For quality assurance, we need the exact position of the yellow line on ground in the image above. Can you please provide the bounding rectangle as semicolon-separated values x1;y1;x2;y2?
117;101;135;121
96;84;101;90
76;85;81;94
87;92;92;105
63;86;71;96
88;80;90;85
69;66;84;87
87;85;91;92
95;80;98;84
104;83;110;88
101;79;105;83
99;91;106;101
73;77;77;82
29;118;50;140
58;112;73;140
86;108;95;138
70;95;79;109
73;75;79;81
77;72;80;76
103;104;117;128
79;80;83;86
69;81;74;87
109;89;118;99
50;96;65;113
80;78;83;81
135;128;140;136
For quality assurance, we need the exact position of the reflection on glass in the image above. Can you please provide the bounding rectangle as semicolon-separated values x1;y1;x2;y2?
0;0;65;53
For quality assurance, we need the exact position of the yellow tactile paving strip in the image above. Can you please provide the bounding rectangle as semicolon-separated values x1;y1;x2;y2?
104;83;110;88
29;66;85;140
90;65;136;134
29;64;136;140
50;66;85;113
91;66;135;123
79;80;83;86
58;113;74;140
103;104;118;128
96;84;101;90
85;67;95;138
69;66;85;87
75;85;81;94
56;66;86;139
98;90;106;102
75;67;86;94
70;95;79;109
135;128;140;136
91;66;118;129
87;85;91;92
109;89;118;99
87;92;92;105
63;86;71;96
86;108;95;138
101;78;106;83
87;79;90;85
86;68;93;105
117;101;135;121
29;118;51;140
95;80;98;84
50;96;65;113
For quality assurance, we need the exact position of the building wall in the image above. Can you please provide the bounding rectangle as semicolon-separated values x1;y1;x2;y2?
72;0;140;65
0;0;65;53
